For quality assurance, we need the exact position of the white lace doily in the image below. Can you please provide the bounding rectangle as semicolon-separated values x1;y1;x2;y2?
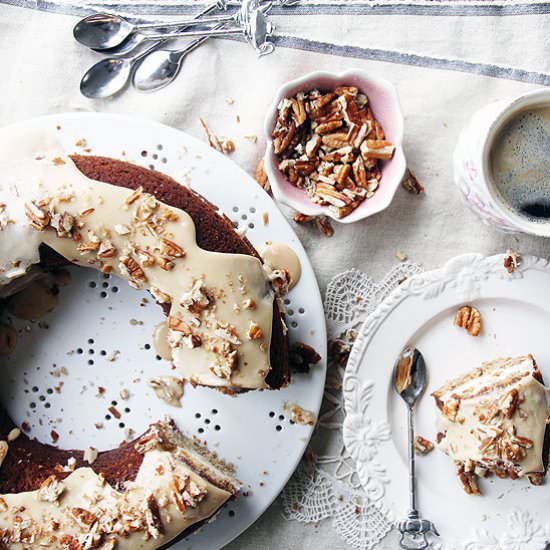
280;263;423;550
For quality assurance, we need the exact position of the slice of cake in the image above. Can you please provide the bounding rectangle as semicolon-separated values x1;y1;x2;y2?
432;355;550;495
0;416;240;548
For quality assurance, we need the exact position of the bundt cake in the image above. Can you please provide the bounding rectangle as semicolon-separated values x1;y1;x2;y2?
0;126;293;548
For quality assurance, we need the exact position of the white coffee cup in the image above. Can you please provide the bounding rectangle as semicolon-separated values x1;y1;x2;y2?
454;88;550;237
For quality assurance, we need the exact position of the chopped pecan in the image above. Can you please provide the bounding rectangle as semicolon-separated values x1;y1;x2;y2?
272;87;393;219
314;215;335;237
120;254;147;283
402;169;424;194
500;388;519;418
168;316;192;335
24;201;50;231
273;120;296;154
293;212;315;224
291;97;307;125
329;339;351;366
247;321;263;340
144;494;165;538
290;341;321;373
504;249;521;274
254;158;271;193
70;507;97;529
456;462;481;495
414;436;434;455
160;237;185;258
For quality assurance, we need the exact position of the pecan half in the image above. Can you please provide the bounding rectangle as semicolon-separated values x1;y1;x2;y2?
454;306;481;337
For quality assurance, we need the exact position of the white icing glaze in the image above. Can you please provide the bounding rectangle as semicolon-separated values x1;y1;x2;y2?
435;356;550;476
0;128;275;389
260;242;301;290
0;423;236;548
153;322;172;362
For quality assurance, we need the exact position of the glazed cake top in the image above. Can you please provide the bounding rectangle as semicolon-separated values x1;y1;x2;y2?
0;419;240;549
433;355;550;476
0;127;275;390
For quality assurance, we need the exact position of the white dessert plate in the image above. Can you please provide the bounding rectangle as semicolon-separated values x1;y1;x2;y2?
343;253;550;549
0;113;327;549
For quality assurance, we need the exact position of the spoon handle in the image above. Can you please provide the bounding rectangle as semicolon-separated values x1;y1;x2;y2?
407;405;417;512
170;22;227;61
135;14;234;32
141;27;242;41
129;2;222;60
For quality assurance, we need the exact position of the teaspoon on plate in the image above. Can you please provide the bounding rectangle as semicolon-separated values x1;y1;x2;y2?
393;347;439;550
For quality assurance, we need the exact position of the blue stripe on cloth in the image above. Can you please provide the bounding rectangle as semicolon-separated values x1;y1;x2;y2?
223;34;550;86
4;0;550;17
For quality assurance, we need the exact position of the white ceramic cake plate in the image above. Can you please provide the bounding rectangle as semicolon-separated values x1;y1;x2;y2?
343;253;550;549
0;113;327;549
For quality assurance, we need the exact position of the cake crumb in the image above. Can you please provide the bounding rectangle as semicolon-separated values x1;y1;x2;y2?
395;250;408;262
75;138;87;148
7;428;20;442
0;441;8;467
199;117;234;155
84;447;98;464
50;430;59;443
244;135;258;144
149;376;184;407
222;139;235;154
119;388;130;400
284;402;316;426
262;212;269;226
108;406;121;419
94;422;104;430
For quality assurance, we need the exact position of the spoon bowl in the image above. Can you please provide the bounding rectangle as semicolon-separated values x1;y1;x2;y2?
74;13;134;50
393;346;427;408
132;50;180;93
80;58;132;99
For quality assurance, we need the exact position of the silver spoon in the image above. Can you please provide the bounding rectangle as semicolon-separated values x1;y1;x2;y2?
135;4;274;51
91;0;284;57
393;347;439;550
74;12;240;51
133;6;273;93
79;3;221;98
132;23;225;93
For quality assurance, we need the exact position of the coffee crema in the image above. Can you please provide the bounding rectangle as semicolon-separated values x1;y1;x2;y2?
490;105;550;222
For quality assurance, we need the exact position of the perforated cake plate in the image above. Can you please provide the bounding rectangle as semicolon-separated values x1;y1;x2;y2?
0;113;327;549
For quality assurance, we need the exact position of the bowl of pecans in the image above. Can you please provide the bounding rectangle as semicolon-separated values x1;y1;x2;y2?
264;70;406;223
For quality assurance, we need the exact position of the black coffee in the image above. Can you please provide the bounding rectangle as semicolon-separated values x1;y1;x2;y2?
490;106;550;222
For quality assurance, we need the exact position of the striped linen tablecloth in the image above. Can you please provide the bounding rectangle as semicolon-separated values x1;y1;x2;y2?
2;1;550;548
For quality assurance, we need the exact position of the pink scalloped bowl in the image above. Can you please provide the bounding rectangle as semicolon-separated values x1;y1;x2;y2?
263;70;406;224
